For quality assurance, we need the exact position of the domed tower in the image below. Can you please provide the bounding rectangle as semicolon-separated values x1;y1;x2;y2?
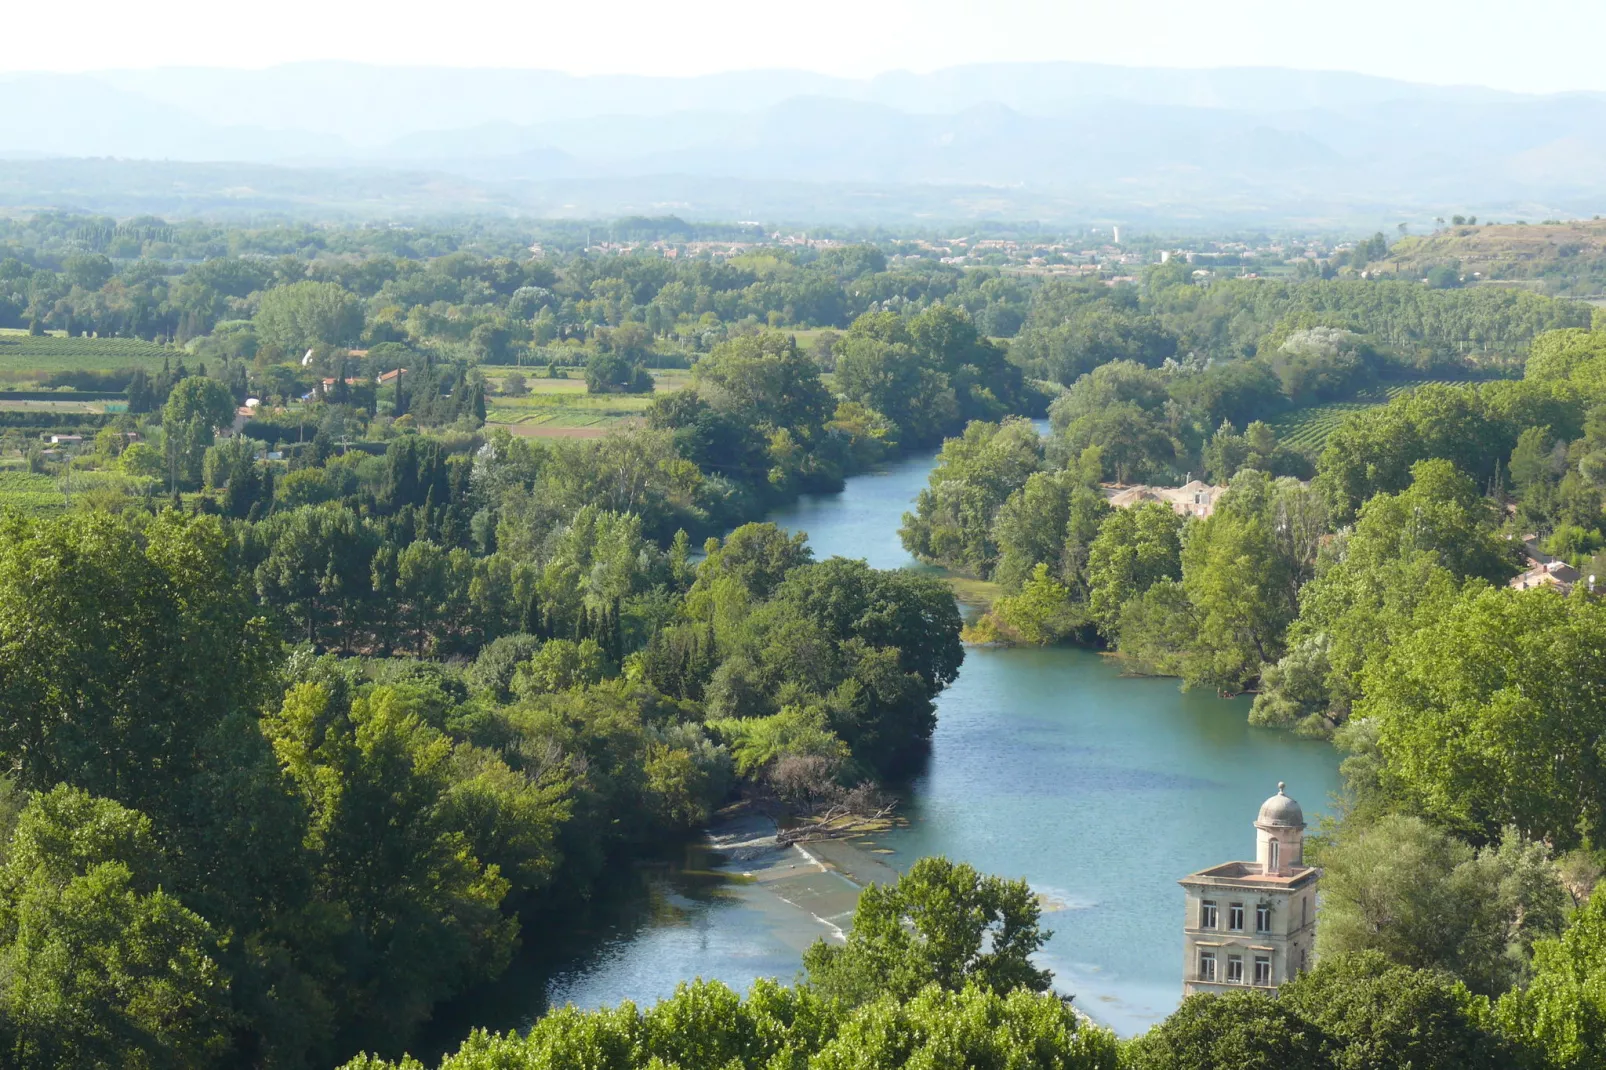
1178;783;1320;997
1255;782;1305;876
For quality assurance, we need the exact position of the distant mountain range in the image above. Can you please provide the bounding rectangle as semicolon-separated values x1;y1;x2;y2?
2;62;1604;225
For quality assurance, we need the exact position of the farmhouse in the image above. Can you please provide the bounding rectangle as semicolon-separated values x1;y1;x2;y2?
1102;479;1227;519
1511;560;1583;595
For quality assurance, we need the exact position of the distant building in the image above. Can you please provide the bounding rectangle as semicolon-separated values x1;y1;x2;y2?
1101;480;1226;519
1511;560;1582;595
1179;784;1319;997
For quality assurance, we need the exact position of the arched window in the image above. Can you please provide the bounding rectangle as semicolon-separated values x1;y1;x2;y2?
1268;837;1280;873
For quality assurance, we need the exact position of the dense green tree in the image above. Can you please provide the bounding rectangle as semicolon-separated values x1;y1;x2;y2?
264;681;518;1050
584;350;654;394
899;418;1043;576
1084;502;1183;639
1315;816;1569;995
813;984;1117;1070
1525;326;1606;383
0;512;270;823
990;461;1110;591
0;788;235;1070
1279;951;1518;1070
1357;585;1606;846
1496;884;1606;1070
255;280;364;352
1253;459;1509;731
1121;991;1332;1070
803;856;1051;1008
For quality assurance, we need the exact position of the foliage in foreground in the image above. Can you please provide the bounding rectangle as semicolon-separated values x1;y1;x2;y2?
347;858;1548;1070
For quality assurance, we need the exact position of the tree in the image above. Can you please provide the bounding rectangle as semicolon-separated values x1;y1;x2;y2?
1315;816;1568;995
1122;992;1332;1070
511;638;606;697
1172;482;1297;691
162;377;236;488
341;974;1119;1070
769;558;963;775
1266;327;1379;404
991;466;1110;592
1357;586;1606;847
692;332;833;440
263;682;517;1049
254;281;364;352
254;505;377;649
899;418;1044;576
1279;952;1518;1070
162;376;234;435
812;984;1118;1070
118;441;164;479
0;511;270;825
803;856;1050;1008
585;351;654;394
0;788;235;1070
1525;327;1606;383
1253;458;1511;732
984;563;1083;644
1085;502;1183;639
1497;884;1606;1070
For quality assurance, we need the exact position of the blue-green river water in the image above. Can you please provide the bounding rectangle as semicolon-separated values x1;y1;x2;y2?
430;442;1341;1045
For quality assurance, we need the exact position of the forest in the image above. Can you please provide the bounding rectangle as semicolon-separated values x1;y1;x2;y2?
0;213;1603;1069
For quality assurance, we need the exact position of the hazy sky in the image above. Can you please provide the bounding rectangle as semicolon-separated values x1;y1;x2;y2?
10;0;1606;94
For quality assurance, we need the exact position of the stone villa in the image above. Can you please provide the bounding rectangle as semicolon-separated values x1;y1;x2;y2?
1102;479;1227;519
1178;783;1319;995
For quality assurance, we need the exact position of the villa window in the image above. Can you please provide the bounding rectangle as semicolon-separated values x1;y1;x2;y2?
1299;948;1308;974
1268;838;1280;872
1198;951;1217;982
1200;900;1218;929
1255;903;1272;933
1301;895;1309;928
1254;955;1271;985
1228;903;1244;932
1227;955;1244;984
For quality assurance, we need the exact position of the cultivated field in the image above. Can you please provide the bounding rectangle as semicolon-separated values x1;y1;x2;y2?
482;369;690;438
0;331;175;385
1269;381;1455;454
0;468;161;513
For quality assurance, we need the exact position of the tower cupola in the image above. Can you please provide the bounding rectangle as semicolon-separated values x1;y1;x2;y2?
1254;782;1305;875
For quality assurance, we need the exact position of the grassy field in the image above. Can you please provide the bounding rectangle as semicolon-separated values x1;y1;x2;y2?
483;370;690;438
0;331;175;385
0;468;161;513
1269;381;1455;454
0;398;125;415
0;470;70;511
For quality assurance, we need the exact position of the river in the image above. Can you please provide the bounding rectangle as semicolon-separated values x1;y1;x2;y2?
425;441;1342;1046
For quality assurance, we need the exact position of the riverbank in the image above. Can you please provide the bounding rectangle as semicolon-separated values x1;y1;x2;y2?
425;433;1339;1048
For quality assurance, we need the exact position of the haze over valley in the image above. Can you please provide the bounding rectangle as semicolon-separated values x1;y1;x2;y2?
5;61;1606;223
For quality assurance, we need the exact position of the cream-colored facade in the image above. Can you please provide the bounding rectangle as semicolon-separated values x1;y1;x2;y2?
1178;783;1318;996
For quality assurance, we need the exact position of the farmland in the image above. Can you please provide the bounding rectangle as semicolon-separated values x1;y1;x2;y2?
0;331;175;386
482;369;690;438
1268;380;1458;455
0;467;160;513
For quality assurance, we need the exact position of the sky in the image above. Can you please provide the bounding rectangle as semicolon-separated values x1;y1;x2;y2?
8;0;1606;94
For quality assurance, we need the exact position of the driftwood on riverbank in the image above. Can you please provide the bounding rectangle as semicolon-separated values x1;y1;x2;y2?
776;801;901;846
